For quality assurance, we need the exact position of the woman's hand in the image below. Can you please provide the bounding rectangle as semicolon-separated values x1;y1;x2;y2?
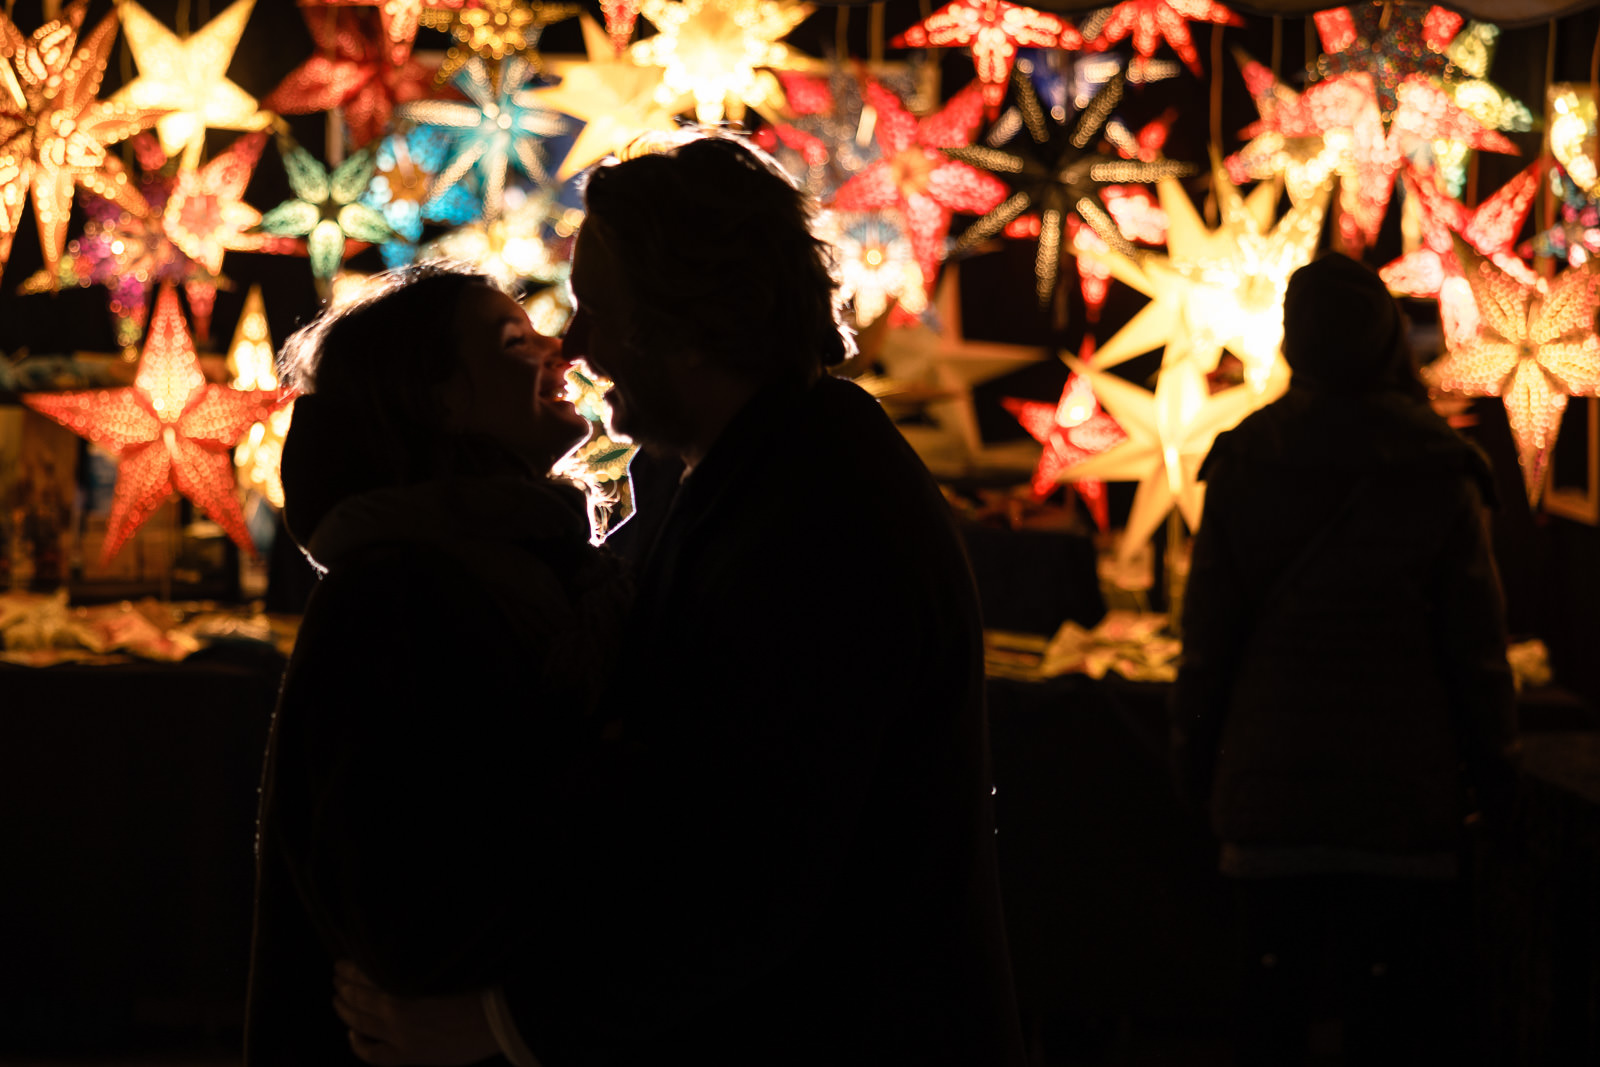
333;960;500;1066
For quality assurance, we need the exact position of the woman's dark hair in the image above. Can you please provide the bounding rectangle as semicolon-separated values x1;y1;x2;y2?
277;263;499;545
1282;252;1428;402
580;134;853;388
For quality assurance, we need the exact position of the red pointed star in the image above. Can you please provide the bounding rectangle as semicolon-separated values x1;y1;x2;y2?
1087;0;1242;77
890;0;1083;116
163;130;295;278
600;0;641;53
1002;341;1126;528
316;0;468;66
1312;2;1462;119
828;78;1008;312
263;7;435;148
22;285;282;562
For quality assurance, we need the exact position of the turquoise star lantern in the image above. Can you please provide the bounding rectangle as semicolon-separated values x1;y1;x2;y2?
362;127;484;268
256;134;394;297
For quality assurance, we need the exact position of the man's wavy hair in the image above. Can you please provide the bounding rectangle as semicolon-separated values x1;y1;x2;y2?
580;133;854;388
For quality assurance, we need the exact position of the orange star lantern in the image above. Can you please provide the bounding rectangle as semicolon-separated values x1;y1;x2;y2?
163;131;286;278
1430;239;1600;505
22;286;281;562
891;0;1084;116
1002;340;1127;528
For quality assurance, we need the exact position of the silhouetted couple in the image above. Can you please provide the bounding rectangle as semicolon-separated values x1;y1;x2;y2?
246;136;1028;1067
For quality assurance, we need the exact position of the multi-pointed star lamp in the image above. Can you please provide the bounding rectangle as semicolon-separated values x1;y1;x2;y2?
254;135;394;299
1084;0;1241;78
890;0;1084;117
315;0;466;66
1429;238;1600;505
420;0;582;85
22;285;281;562
227;286;293;510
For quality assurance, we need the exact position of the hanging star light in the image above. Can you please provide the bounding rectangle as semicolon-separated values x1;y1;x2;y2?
253;135;394;298
1083;0;1241;78
262;6;434;149
1429;238;1600;504
755;65;923;202
1059;356;1254;563
601;0;642;52
629;0;822;125
420;0;582;85
890;0;1084;117
397;57;568;221
226;285;293;510
531;14;688;181
0;1;165;284
21;284;281;562
314;0;466;66
109;0;271;167
1310;2;1461;119
421;188;568;290
943;67;1191;309
162;129;286;284
1520;168;1600;269
1002;340;1127;528
1094;154;1328;399
1549;85;1598;195
360;126;481;268
829;78;1008;316
1418;21;1532;197
1381;161;1539;344
826;212;924;325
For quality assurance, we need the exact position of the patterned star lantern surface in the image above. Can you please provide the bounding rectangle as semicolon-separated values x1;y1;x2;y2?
828;78;1008;316
420;0;582;85
826;211;924;326
361;126;482;268
21;285;281;561
109;0;271;167
162;130;286;283
254;136;394;297
891;0;1083;118
1429;239;1600;504
601;0;642;52
397;57;568;221
226;285;292;509
0;1;165;283
1084;0;1241;78
1421;21;1532;198
532;15;687;181
1095;157;1328;399
263;6;435;148
1381;161;1538;345
629;0;822;125
421;188;570;290
1002;340;1127;528
944;67;1191;309
754;65;924;202
1059;355;1253;564
1521;168;1600;270
1549;85;1598;195
1310;2;1460;119
315;0;466;66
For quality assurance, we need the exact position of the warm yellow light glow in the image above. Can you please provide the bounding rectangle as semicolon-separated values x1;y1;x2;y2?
226;285;291;510
1550;84;1598;194
551;360;639;544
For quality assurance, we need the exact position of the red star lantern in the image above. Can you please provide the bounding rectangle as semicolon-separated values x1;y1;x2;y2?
1002;339;1127;528
890;0;1084;116
263;7;436;147
600;0;641;52
316;0;468;65
828;78;1008;314
22;285;282;562
1381;161;1539;344
163;131;292;278
1087;0;1242;78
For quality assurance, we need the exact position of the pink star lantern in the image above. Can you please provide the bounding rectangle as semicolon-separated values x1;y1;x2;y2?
828;78;1008;318
21;285;283;562
1003;338;1127;528
263;6;436;148
890;0;1084;116
1087;0;1242;78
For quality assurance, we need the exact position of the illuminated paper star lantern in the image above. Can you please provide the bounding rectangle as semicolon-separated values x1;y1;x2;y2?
315;0;466;66
1002;341;1128;528
254;136;393;298
226;285;292;509
1095;155;1328;398
262;6;435;148
1521;168;1600;269
829;78;1008;315
21;285;281;561
0;1;165;283
1310;2;1460;119
1422;21;1532;198
361;126;481;268
825;212;924;326
532;15;687;181
944;68;1192;308
1381;161;1538;344
1549;85;1598;195
421;189;569;290
1064;185;1168;322
420;0;582;85
754;65;923;202
891;0;1084;117
551;360;639;544
601;0;642;52
397;57;568;221
629;0;822;125
162;130;283;281
1430;239;1600;504
109;0;271;167
1084;0;1241;78
1060;356;1253;564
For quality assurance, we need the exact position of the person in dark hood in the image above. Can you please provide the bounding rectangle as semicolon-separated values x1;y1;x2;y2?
246;263;629;1067
1173;252;1519;1065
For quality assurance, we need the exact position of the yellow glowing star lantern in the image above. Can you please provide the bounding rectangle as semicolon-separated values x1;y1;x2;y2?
1059;356;1255;565
1550;85;1598;195
421;188;567;289
1094;153;1328;400
534;15;689;180
629;0;822;125
822;211;925;326
0;1;166;284
523;284;574;335
551;360;640;545
226;286;292;510
1429;238;1600;505
421;0;582;85
21;284;281;561
109;0;271;167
